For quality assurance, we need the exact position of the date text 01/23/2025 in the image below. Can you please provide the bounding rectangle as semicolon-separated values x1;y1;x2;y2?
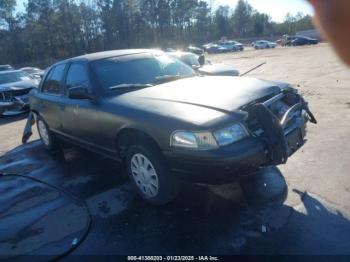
127;256;220;261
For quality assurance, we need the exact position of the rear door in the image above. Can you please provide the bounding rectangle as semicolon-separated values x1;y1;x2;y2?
36;64;66;132
60;62;101;147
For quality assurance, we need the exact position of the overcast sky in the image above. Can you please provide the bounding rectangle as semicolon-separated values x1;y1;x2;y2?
16;0;314;23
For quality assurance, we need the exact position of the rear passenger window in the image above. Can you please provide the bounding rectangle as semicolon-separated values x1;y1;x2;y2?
42;64;66;95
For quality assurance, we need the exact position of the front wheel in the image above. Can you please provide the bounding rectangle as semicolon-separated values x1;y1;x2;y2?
126;144;179;205
36;115;58;151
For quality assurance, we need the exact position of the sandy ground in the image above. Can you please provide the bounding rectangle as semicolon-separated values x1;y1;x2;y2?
1;43;350;256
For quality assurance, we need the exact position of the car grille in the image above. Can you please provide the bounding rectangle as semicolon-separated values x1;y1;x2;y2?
246;116;261;133
0;88;32;102
245;91;303;136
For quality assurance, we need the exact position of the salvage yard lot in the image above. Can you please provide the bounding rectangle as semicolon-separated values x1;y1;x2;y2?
1;43;350;256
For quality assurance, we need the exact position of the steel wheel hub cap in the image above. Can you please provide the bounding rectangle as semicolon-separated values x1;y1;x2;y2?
131;153;159;198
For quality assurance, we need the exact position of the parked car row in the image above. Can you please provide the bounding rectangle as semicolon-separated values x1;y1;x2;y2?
202;40;244;54
163;35;319;57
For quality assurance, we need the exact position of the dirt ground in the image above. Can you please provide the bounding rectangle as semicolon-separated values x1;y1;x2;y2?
1;43;350;256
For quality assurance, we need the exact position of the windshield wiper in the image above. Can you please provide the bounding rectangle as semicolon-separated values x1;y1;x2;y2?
109;83;153;90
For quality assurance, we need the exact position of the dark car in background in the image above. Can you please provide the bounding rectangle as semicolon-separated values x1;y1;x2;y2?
291;36;319;46
29;49;316;205
169;51;239;76
185;45;204;55
0;65;14;72
0;70;39;116
20;67;45;80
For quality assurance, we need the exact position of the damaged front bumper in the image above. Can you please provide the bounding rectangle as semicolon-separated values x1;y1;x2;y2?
0;94;30;116
166;90;316;184
247;90;317;165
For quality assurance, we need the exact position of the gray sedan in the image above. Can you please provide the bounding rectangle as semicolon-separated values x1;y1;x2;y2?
0;70;39;116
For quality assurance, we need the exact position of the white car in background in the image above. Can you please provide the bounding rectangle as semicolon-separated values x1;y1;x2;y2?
218;40;244;52
253;40;277;49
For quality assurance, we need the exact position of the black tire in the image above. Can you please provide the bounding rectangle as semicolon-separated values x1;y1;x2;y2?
126;143;179;205
36;115;58;151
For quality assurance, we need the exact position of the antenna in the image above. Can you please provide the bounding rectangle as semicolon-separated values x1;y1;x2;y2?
240;62;266;77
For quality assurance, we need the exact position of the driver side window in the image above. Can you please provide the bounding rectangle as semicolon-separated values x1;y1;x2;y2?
65;63;89;92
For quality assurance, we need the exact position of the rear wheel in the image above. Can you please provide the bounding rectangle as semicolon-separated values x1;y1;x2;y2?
36;115;58;151
126;144;179;205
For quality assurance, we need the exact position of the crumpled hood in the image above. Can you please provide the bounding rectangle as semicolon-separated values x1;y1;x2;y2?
112;76;288;125
199;64;240;76
0;79;38;92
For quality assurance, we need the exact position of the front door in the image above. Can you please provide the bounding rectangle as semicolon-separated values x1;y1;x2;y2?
60;62;101;148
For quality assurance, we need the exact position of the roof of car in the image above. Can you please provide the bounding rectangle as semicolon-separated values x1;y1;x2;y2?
68;49;156;62
0;70;21;74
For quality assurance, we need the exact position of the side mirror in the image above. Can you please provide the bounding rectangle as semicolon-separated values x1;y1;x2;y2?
198;55;205;66
67;86;94;100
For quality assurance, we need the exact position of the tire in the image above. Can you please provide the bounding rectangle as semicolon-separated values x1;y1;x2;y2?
36;115;58;151
126;143;179;205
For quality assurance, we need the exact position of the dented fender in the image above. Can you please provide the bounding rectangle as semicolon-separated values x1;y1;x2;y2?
22;111;35;144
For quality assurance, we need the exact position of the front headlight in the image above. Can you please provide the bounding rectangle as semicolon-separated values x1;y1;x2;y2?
213;123;249;146
171;131;218;149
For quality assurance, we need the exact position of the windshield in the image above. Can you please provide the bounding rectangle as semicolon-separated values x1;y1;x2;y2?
0;71;33;85
91;53;196;91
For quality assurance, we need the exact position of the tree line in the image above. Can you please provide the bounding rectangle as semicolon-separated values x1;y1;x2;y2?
0;0;314;67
